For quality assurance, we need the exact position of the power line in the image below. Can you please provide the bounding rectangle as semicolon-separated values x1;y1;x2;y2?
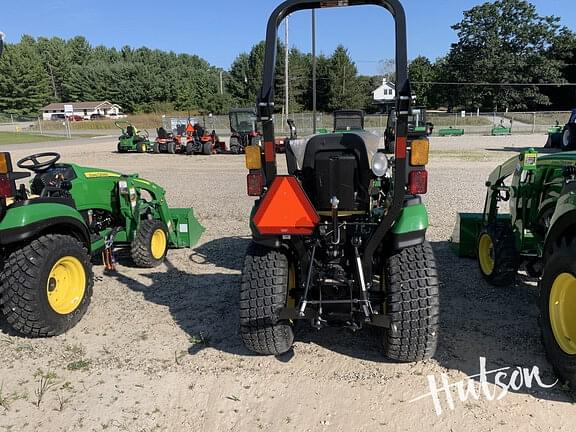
412;81;576;87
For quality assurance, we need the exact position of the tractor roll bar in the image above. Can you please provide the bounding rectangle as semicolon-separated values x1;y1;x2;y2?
257;0;411;281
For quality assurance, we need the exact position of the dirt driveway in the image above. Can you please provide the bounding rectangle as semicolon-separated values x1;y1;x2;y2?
0;135;574;431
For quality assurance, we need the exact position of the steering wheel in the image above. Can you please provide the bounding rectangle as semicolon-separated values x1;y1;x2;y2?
17;152;61;172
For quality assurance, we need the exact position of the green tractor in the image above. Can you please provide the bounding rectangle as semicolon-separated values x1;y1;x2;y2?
452;148;576;389
116;121;152;153
0;151;204;337
239;0;438;361
545;109;576;151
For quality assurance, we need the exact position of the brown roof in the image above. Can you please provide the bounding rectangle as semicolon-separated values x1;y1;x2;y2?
41;101;120;111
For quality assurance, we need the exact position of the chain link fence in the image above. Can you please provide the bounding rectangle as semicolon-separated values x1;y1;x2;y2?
0;110;571;140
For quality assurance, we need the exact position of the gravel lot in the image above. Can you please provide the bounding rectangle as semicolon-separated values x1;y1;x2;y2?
0;134;574;431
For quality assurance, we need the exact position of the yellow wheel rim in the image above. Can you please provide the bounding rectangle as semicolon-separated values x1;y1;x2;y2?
47;256;86;315
478;233;495;276
142;144;147;152
549;273;576;355
151;228;167;260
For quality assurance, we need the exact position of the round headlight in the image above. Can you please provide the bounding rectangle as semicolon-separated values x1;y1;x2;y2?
372;151;389;177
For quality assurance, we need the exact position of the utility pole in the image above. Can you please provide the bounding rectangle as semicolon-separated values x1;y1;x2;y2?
285;15;289;132
220;70;224;95
312;9;317;134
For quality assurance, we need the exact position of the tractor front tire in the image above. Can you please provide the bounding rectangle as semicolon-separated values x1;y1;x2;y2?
562;127;575;151
0;235;93;337
167;141;176;154
382;242;439;362
230;138;241;154
477;224;518;286
239;243;294;356
202;142;212;155
117;142;126;153
136;142;147;153
539;237;576;390
131;220;169;268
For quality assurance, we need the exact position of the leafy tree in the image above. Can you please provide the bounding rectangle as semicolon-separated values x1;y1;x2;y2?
409;56;437;107
440;0;567;111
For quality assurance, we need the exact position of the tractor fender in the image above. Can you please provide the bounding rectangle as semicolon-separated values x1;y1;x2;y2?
544;208;576;259
391;196;429;250
0;202;90;251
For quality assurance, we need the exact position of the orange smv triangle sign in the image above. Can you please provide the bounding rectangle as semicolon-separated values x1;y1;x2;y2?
253;176;320;236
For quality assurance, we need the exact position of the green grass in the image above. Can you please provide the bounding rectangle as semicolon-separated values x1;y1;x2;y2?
0;132;64;145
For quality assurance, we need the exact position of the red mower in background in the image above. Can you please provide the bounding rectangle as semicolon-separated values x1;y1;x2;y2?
154;117;225;155
228;108;286;154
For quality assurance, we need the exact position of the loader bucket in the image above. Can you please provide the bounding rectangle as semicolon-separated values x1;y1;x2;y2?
450;213;512;257
168;208;205;248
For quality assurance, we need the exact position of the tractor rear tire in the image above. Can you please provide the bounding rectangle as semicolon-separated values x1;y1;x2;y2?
117;142;126;153
131;220;169;268
539;236;576;390
136;142;147;153
153;142;160;154
239;243;294;356
0;234;93;337
382;242;439;362
477;224;518;286
202;142;212;155
230;138;241;154
562;127;575;151
167;141;176;154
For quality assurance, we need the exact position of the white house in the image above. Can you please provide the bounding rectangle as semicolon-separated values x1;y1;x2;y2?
41;101;124;120
372;78;396;113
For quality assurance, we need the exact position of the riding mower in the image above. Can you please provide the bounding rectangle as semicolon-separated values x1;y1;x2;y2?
384;106;433;153
239;0;439;362
155;117;224;155
451;148;576;389
116;121;152;153
545;109;576;151
0;151;204;337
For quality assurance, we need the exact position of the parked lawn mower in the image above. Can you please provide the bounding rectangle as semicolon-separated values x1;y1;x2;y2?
385;106;433;153
116;121;152;153
545;109;576;150
155;117;224;155
451;148;576;389
239;0;438;362
0;151;204;337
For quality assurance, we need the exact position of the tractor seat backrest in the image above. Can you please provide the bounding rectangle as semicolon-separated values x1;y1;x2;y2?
301;133;371;212
126;125;135;137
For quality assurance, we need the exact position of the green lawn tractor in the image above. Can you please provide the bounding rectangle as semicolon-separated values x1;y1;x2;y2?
451;148;576;389
116;121;152;153
545;109;576;151
239;0;439;362
0;151;204;337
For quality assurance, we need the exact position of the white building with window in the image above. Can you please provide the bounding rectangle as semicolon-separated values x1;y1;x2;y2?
41;101;124;120
372;78;396;113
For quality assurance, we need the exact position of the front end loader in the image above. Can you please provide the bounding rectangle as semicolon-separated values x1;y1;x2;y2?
451;148;576;389
0;151;204;337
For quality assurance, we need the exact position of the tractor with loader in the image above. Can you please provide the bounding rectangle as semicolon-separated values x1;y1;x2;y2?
0;151;204;337
239;0;439;362
451;148;576;389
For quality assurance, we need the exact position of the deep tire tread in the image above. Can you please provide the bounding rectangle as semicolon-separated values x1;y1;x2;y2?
131;220;168;268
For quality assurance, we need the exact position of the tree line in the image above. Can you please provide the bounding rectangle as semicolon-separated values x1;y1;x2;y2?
0;0;575;116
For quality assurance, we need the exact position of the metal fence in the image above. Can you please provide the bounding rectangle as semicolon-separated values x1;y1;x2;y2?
0;110;571;140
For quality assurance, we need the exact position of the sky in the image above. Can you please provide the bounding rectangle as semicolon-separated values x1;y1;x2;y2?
1;0;575;75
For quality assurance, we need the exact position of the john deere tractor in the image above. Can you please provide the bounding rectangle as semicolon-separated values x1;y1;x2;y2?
452;148;576;389
545;109;576;151
0;151;204;337
239;0;438;362
116;121;152;153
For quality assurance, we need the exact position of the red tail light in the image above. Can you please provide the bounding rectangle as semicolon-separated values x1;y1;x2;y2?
247;172;264;196
408;170;428;194
0;174;14;198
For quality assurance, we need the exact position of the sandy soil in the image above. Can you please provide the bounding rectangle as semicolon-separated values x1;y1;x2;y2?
0;134;574;432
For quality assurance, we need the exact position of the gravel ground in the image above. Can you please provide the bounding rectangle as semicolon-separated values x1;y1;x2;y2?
0;134;574;431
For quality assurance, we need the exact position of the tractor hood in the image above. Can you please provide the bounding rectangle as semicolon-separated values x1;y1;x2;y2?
288;130;383;171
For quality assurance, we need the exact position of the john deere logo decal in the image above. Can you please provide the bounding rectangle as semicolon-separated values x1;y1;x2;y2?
84;172;121;178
